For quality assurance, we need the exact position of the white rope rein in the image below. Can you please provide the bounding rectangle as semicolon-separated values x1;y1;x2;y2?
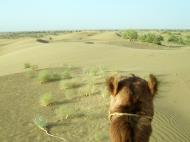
109;112;153;121
35;123;67;141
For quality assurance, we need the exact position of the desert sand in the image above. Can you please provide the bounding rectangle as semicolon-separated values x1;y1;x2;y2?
0;31;190;142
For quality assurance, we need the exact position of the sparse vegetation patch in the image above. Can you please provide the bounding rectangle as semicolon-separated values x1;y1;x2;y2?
168;34;185;45
37;70;61;83
39;93;55;106
60;79;82;90
140;33;164;45
62;70;72;79
24;63;31;69
123;30;138;41
34;115;67;141
55;106;76;119
36;39;49;43
79;83;96;96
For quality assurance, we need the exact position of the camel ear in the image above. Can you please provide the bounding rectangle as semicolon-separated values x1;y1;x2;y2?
147;74;158;96
106;75;119;96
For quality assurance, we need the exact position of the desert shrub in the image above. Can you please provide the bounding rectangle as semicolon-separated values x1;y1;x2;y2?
24;63;38;71
140;33;164;45
34;115;48;129
88;68;99;76
38;71;50;83
39;93;54;106
60;80;82;90
85;41;94;44
79;83;96;96
116;32;122;37
24;63;31;69
168;35;185;45
178;38;185;45
55;106;76;119
186;35;190;39
62;70;72;79
123;30;138;41
168;35;178;42
84;67;106;77
27;69;38;78
34;115;67;141
25;64;39;78
49;37;53;40
37;70;61;83
63;64;75;72
36;39;49;43
51;74;62;81
175;32;181;35
162;31;172;35
185;36;190;45
31;64;39;71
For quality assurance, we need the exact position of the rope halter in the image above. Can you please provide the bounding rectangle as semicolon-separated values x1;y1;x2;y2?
109;112;153;121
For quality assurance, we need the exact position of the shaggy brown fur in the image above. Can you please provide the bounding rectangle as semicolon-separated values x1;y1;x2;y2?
107;74;158;142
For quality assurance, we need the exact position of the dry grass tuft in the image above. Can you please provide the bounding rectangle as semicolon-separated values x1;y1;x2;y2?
59;79;82;90
39;93;55;106
37;70;61;83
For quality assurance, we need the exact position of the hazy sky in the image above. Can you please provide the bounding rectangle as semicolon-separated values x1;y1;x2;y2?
0;0;190;32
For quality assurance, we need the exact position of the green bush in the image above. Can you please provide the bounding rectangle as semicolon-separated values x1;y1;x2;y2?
24;63;39;78
162;31;172;35
39;93;54;106
84;67;106;77
168;35;185;45
186;35;190;39
59;80;82;90
175;32;181;35
36;39;49;43
34;115;48;129
62;70;72;79
55;106;76;119
31;65;39;71
79;83;96;96
140;33;164;45
24;63;31;69
37;70;61;83
185;36;190;45
123;30;138;41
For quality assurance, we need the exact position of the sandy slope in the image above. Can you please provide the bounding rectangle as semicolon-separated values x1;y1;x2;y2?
0;32;190;142
0;38;42;56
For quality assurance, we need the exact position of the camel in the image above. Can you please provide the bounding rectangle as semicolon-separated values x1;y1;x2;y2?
107;74;158;142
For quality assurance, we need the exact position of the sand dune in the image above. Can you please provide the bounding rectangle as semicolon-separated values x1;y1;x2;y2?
52;31;99;41
0;38;39;55
86;31;122;41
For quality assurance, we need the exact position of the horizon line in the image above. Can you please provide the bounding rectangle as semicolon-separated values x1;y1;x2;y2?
1;28;190;33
